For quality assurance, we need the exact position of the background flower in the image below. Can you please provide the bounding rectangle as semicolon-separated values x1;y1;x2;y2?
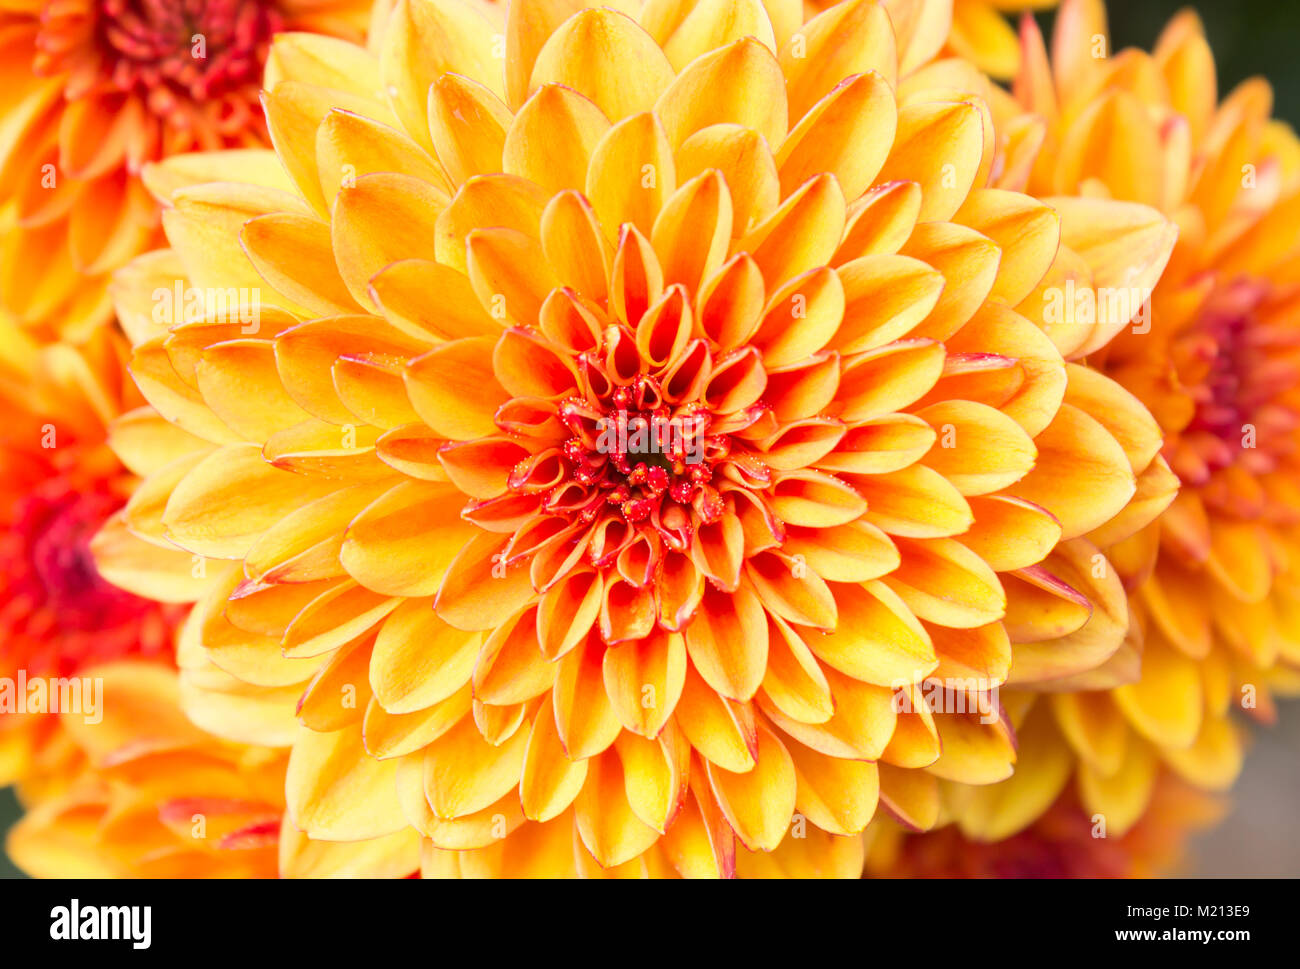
0;0;374;340
806;0;1060;80
0;318;200;797
6;662;288;878
6;661;419;878
864;769;1225;877
879;0;1300;863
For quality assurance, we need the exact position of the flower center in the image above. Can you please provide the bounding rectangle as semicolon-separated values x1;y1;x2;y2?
1181;280;1286;474
16;487;136;629
493;322;776;574
34;0;282;133
556;377;725;526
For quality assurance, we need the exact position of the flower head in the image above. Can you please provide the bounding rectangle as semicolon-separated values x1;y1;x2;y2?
8;662;283;877
896;0;1300;853
100;0;1177;876
7;662;422;878
0;319;192;791
0;0;373;338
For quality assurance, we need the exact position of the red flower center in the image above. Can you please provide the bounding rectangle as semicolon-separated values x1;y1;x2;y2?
497;322;777;565
1;465;171;676
1181;279;1292;477
22;488;128;626
32;0;283;153
95;0;282;102
556;378;725;526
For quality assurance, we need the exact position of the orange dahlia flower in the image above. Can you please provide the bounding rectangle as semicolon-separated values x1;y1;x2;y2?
0;0;373;339
96;0;1178;877
892;0;1300;851
0;318;203;793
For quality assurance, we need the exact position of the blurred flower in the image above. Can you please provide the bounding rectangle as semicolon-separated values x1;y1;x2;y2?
97;0;1176;877
0;0;373;340
6;661;416;877
864;767;1226;877
898;0;1300;853
6;663;286;877
0;319;199;794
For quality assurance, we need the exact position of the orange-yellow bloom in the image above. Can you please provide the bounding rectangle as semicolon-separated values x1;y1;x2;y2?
0;319;192;792
0;0;373;339
6;663;285;877
96;0;1178;877
884;0;1300;855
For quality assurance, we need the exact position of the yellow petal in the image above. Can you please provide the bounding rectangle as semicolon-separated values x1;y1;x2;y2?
780;0;897;120
370;600;480;713
1111;636;1203;750
428;74;513;186
520;693;589;821
575;748;661;867
603;631;687;737
340;482;478;597
776;71;895;201
1006;402;1135;539
787;737;879;835
504;83;611;195
285;724;409;839
705;721;796;852
684;582;769;701
877;100;983;222
654;37;787;149
381;0;502;153
554;634;623;759
331;172;446;309
529;7;674;122
423;711;530;818
805;581;935;686
162;444;337;559
404;336;507;440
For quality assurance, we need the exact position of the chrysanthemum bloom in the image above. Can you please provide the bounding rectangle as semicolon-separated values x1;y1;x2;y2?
0;0;374;340
99;0;1177;877
6;663;285;877
6;661;415;878
0;318;203;795
901;0;1300;849
864;768;1225;877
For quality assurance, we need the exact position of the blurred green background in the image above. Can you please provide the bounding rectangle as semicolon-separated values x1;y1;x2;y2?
1;0;1298;878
